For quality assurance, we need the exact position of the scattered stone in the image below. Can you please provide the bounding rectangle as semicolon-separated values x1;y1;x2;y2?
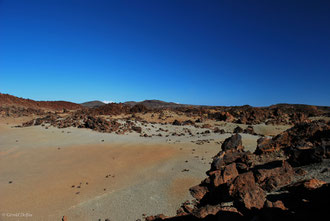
172;120;181;126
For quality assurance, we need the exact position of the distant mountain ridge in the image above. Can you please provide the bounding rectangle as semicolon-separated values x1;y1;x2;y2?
1;93;329;114
124;99;191;109
81;100;105;108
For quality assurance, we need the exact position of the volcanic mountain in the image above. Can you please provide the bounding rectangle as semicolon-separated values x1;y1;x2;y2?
0;93;82;111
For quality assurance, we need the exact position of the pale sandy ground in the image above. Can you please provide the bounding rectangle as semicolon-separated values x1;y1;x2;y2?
0;118;290;221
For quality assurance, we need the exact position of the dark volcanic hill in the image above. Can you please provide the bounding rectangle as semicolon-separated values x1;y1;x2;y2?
124;99;191;109
81;100;105;108
0;93;82;111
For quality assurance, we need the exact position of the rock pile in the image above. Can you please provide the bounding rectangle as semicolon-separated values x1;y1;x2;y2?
21;113;144;134
145;121;330;221
0;106;45;117
255;120;330;166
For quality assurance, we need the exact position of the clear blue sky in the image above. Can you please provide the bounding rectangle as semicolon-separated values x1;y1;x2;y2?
0;0;329;106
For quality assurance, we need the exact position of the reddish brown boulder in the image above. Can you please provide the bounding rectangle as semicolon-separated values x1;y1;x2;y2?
209;163;239;187
254;161;295;191
255;137;278;154
211;148;254;173
189;185;209;201
264;200;287;210
229;172;266;209
301;179;326;190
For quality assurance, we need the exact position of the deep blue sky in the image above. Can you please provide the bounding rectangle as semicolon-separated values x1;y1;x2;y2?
1;0;329;106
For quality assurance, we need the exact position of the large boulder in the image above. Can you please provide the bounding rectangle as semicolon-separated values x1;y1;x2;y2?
229;171;266;209
254;160;295;191
210;151;254;172
189;185;209;201
209;163;239;187
221;134;244;151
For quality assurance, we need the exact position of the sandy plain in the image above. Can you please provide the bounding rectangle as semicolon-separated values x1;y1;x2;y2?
0;117;289;221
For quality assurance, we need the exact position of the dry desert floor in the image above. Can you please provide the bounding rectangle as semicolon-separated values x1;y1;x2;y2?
0;118;289;221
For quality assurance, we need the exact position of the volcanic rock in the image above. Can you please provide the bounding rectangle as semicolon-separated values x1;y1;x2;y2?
233;126;243;133
229;171;266;209
221;134;243;151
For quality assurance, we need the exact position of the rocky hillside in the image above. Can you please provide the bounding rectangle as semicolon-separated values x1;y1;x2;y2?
0;93;82;111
